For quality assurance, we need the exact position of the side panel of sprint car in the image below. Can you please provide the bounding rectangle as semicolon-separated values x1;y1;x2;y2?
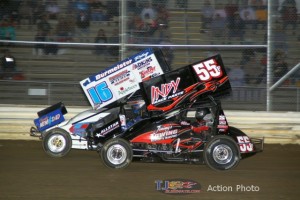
227;126;258;154
130;122;190;144
65;110;111;149
60;109;115;149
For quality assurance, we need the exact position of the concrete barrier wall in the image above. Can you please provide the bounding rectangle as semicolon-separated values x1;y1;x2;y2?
0;105;299;144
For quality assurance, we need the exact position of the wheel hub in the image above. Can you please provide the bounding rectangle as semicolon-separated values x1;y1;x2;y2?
47;135;66;153
212;144;233;165
52;137;63;147
107;144;127;165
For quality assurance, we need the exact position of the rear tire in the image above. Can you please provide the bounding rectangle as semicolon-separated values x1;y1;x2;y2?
204;135;240;171
43;128;72;158
100;138;132;169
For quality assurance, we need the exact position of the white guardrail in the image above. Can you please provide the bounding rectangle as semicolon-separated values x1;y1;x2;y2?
0;105;299;144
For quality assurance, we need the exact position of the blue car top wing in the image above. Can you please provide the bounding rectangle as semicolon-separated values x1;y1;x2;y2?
80;48;169;109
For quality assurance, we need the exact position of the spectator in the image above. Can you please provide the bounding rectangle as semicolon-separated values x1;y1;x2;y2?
228;12;245;43
89;0;107;22
143;13;158;37
273;50;288;83
241;51;263;84
106;0;119;24
0;49;17;79
44;30;59;56
239;6;256;30
55;16;74;42
273;24;288;54
18;1;33;26
140;2;157;22
65;15;76;40
280;0;297;8
94;28;108;56
228;64;246;86
200;0;214;33
107;28;119;59
45;0;60;20
37;14;52;37
155;7;170;43
159;35;174;66
32;2;46;25
34;29;46;56
76;11;90;42
240;48;255;66
156;5;169;27
213;6;227;19
224;0;239;25
127;13;145;43
73;0;90;13
0;16;16;42
253;1;267;30
280;2;298;35
128;13;144;32
256;53;267;84
210;13;227;44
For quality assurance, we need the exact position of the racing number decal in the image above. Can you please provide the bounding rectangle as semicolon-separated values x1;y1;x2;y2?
192;59;223;81
88;81;113;104
237;136;254;152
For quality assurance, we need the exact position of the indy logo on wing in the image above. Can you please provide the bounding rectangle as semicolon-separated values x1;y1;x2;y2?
151;77;182;104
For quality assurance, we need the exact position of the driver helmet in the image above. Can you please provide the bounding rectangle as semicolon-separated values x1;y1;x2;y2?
195;108;210;121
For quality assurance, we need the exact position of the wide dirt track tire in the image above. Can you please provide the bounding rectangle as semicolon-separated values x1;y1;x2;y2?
42;128;72;158
204;135;240;171
101;138;133;169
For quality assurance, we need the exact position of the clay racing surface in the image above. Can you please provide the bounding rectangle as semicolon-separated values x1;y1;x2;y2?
0;140;299;200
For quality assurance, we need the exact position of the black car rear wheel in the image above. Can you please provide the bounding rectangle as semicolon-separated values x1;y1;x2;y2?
100;138;133;169
204;135;240;171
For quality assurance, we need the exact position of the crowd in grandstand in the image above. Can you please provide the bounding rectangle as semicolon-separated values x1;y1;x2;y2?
0;1;297;45
0;0;298;83
196;0;298;85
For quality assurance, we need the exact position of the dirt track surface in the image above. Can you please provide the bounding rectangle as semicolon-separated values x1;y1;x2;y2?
0;140;299;200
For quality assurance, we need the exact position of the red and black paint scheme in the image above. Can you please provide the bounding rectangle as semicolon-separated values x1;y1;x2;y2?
139;54;231;115
113;54;263;169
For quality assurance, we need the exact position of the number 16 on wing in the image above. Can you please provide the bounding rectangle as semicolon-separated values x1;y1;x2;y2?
86;81;115;108
82;79;117;109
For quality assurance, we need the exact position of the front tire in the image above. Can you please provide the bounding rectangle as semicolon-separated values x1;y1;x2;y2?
204;135;240;171
100;138;132;169
43;128;72;158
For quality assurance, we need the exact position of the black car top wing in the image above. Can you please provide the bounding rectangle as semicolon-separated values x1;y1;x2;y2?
139;54;232;114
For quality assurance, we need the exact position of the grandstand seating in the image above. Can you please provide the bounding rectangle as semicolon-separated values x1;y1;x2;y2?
1;0;299;111
7;2;300;81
